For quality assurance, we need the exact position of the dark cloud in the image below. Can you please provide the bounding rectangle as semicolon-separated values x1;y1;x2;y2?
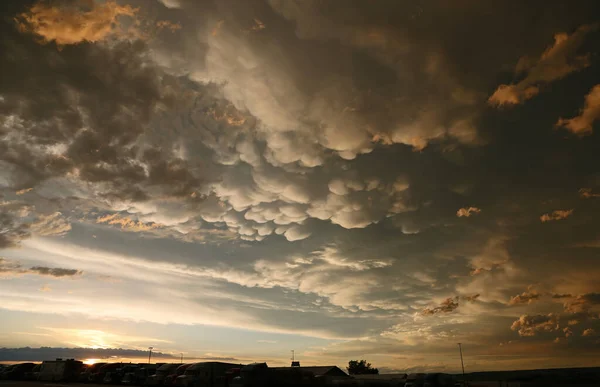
29;266;82;277
0;258;81;277
565;293;600;313
422;297;459;316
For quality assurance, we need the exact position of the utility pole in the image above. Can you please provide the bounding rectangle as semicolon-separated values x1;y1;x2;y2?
458;343;466;386
291;350;295;363
148;347;153;364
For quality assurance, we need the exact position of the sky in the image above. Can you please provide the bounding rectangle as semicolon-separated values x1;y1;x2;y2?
1;0;600;373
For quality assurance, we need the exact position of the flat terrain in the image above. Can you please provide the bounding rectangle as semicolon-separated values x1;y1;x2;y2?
0;383;105;387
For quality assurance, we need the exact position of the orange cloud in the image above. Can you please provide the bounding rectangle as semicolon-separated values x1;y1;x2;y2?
511;313;559;336
456;207;481;217
582;328;596;337
15;188;33;195
509;290;540;305
579;188;600;198
489;24;598;106
156;20;182;32
96;213;162;232
556;85;600;135
16;0;138;45
540;209;573;222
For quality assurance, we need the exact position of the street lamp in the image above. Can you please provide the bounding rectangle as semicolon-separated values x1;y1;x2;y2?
148;347;153;364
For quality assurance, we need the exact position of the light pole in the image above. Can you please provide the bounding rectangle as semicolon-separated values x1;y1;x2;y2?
148;347;153;364
458;343;466;386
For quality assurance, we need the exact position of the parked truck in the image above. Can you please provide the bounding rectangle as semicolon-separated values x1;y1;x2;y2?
38;359;84;382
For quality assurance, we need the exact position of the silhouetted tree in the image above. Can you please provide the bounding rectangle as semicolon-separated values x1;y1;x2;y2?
347;360;379;375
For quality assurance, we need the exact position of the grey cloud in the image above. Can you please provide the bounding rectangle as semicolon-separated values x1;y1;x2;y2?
29;266;82;277
0;347;176;362
0;258;81;277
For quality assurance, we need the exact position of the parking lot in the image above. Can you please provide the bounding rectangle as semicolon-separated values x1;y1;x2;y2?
0;383;108;387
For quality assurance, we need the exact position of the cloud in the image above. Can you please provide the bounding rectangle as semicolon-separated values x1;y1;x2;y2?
464;294;480;302
510;314;559;336
0;346;177;362
579;188;600;198
540;209;574;222
456;207;481;217
552;293;573;299
40;284;52;292
509;290;541;305
488;24;598;106
0;258;82;278
556;84;600;135
15;0;139;45
29;266;82;277
564;293;600;313
582;328;596;337
421;297;459;316
563;326;573;338
30;212;71;237
96;213;163;233
0;202;31;248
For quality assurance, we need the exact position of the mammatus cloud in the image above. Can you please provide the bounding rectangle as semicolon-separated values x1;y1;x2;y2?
421;297;459;316
456;207;481;217
540;209;573;222
15;0;138;45
0;258;82;278
509;290;541;305
488;24;598;106
511;314;559;336
556;84;600;135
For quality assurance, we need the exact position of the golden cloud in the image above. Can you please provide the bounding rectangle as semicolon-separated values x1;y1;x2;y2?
556;84;600;135
456;206;481;217
16;0;138;45
579;188;600;198
489;24;597;106
96;213;162;232
540;209;574;222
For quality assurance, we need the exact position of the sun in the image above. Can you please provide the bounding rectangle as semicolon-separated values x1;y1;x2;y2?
83;358;100;365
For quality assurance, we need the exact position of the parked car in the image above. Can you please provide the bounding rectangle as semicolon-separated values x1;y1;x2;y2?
176;362;241;387
423;373;455;387
79;363;107;383
146;363;181;386
404;373;426;387
93;363;125;384
103;364;135;384
163;363;193;386
0;363;36;380
24;364;41;380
